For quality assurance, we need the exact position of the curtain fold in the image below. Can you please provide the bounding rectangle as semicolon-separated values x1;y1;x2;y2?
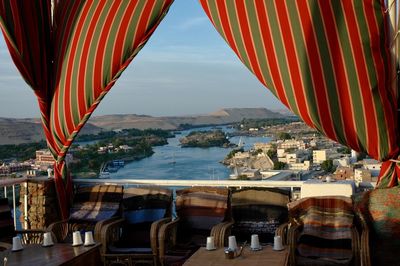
0;0;174;219
199;0;399;187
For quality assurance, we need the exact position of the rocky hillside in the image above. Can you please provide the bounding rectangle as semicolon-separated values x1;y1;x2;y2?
89;108;287;130
0;108;288;145
0;118;102;145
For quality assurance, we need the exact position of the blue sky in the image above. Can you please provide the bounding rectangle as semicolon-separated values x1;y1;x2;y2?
0;0;284;118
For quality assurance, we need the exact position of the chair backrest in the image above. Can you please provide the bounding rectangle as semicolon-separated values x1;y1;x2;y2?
176;187;229;231
353;187;400;265
69;185;123;222
231;188;289;243
0;198;14;242
288;196;354;261
119;187;172;246
122;187;172;224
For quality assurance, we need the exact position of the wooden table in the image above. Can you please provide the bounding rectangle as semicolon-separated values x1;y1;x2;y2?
183;246;288;266
1;243;101;266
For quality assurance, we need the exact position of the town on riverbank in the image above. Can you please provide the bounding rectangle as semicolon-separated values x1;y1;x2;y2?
0;115;380;185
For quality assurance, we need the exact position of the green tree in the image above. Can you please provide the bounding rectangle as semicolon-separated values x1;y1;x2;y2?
277;132;292;140
337;147;351;154
226;148;244;159
251;149;263;156
321;159;336;173
267;149;277;159
273;161;287;170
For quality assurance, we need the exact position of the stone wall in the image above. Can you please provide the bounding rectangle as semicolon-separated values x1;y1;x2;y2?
19;178;60;229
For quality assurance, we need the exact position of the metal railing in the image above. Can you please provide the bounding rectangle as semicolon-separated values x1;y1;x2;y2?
0;177;27;229
74;178;305;200
74;178;304;189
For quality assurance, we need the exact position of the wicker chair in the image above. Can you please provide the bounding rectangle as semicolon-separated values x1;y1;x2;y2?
47;184;123;243
285;196;360;266
158;187;232;266
0;198;45;249
353;186;400;266
219;187;290;246
100;187;173;266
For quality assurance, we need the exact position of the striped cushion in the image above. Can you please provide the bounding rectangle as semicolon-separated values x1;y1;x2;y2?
232;188;290;208
288;196;354;261
353;187;400;265
289;196;354;240
123;187;172;224
231;188;289;243
176;187;229;230
0;198;14;241
69;185;123;222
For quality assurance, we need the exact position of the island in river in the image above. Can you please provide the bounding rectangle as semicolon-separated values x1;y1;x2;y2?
179;130;234;148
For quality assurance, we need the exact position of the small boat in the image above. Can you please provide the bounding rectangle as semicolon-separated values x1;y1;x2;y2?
99;171;110;179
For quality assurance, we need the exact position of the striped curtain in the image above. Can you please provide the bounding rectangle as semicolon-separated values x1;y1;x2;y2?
199;0;399;187
0;0;173;219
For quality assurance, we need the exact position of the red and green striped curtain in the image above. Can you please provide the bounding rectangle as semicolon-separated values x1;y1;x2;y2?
200;0;399;187
0;0;173;219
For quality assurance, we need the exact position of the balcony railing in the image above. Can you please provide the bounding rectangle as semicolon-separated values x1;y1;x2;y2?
0;177;27;229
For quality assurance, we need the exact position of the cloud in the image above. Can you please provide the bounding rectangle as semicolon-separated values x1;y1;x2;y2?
177;17;208;30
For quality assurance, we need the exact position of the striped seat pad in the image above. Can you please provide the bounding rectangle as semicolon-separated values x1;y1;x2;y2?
176;187;229;230
0;198;14;241
297;235;352;261
232;188;289;208
123;187;172;224
288;196;354;240
69;185;123;222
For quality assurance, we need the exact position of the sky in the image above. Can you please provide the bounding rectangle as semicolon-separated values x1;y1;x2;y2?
0;0;285;118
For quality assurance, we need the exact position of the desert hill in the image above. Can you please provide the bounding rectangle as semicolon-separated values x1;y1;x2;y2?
89;108;286;130
0;118;102;145
0;108;287;144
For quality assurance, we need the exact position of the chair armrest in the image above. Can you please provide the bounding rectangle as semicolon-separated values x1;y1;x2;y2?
287;223;302;266
358;216;370;266
276;222;290;245
150;217;172;258
99;218;125;255
16;229;46;244
47;219;69;243
94;216;121;242
158;217;181;263
211;219;234;248
350;225;361;266
0;242;12;251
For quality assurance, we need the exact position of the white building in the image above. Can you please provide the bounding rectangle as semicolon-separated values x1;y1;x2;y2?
333;157;350;167
253;142;273;153
288;160;311;171
313;149;331;164
361;159;382;177
286;151;307;164
277;148;286;158
233;151;251;160
278;139;306;150
354;168;372;184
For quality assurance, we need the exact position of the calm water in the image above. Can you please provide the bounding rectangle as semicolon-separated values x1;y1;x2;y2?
109;126;271;180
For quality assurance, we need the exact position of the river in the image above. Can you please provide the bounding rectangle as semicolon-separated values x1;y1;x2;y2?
108;126;271;180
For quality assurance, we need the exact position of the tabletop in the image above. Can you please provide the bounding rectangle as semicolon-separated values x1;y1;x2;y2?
1;243;101;266
183;245;288;266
